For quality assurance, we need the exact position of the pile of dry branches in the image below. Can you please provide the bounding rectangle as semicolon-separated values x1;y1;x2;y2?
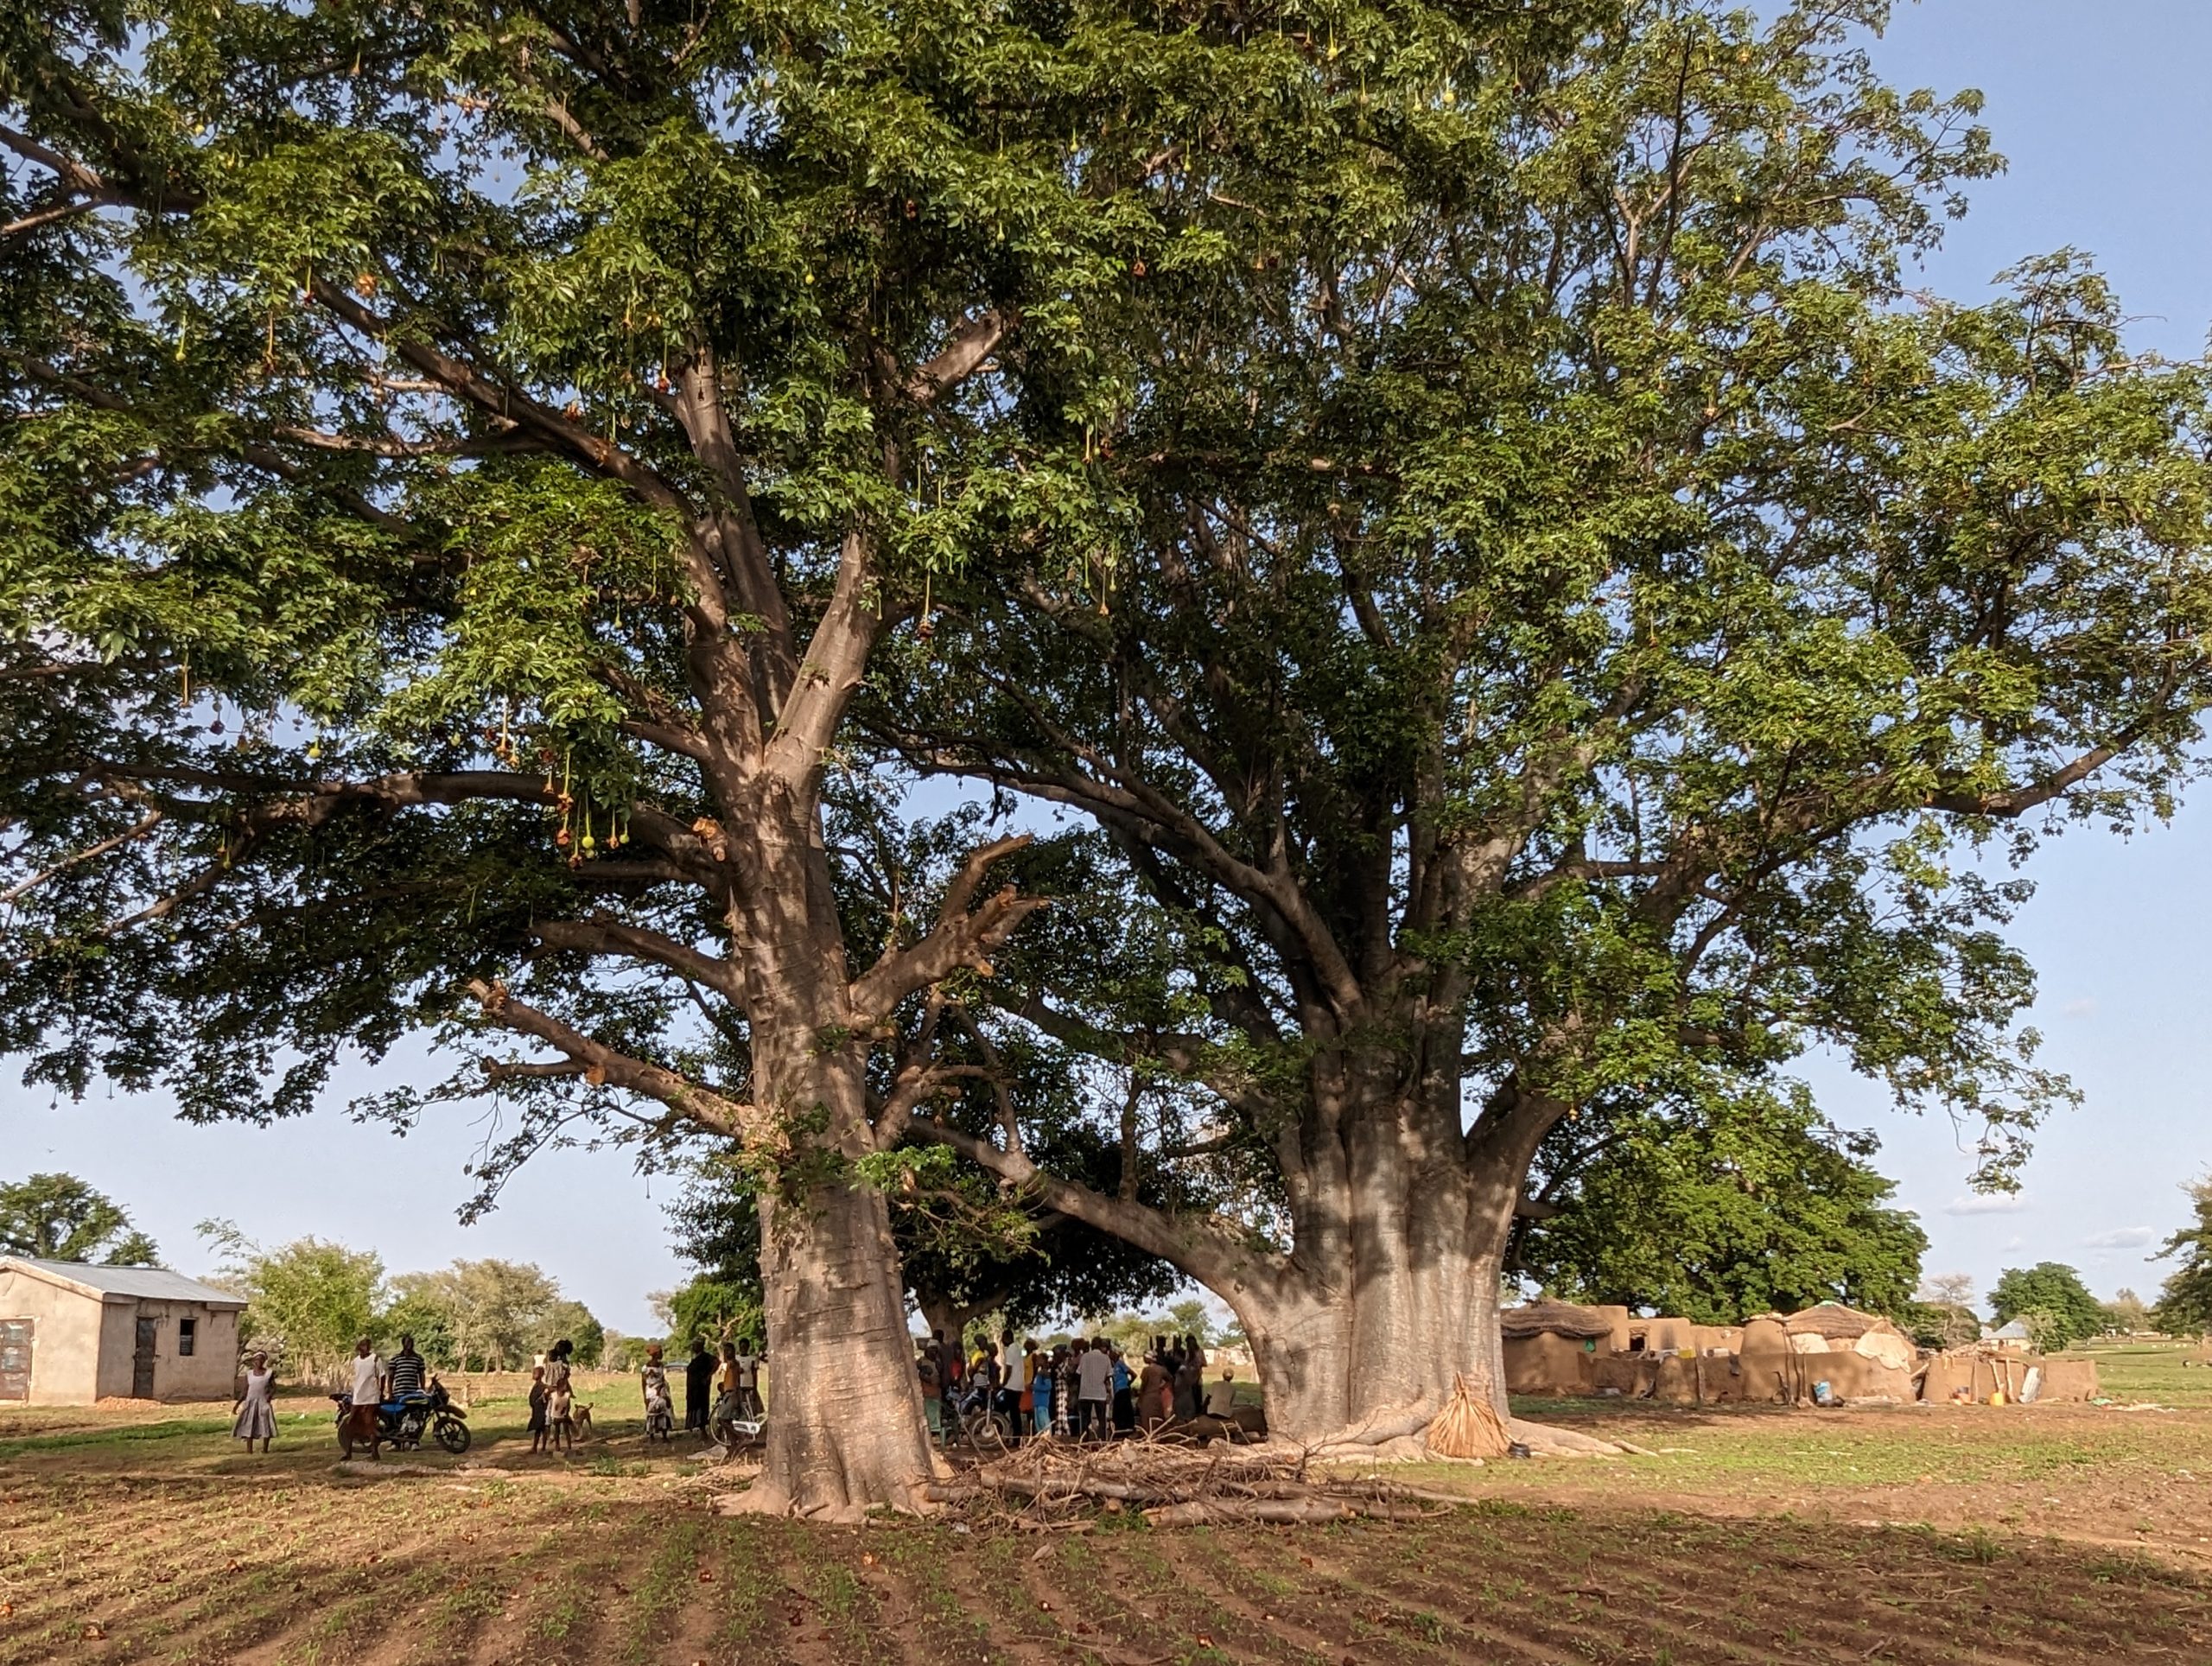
925;1432;1479;1527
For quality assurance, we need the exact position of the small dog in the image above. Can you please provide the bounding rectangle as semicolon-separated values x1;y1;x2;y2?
569;1404;594;1443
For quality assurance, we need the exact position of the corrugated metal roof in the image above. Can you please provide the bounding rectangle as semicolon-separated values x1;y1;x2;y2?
0;1256;246;1307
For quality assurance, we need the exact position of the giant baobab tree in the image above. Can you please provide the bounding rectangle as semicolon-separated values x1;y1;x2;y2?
0;0;1262;1514
876;0;2212;1450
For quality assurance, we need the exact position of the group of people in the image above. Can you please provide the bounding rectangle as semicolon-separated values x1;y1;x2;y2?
524;1339;580;1453
651;1337;762;1440
229;1325;1240;1459
235;1332;436;1460
915;1329;1240;1444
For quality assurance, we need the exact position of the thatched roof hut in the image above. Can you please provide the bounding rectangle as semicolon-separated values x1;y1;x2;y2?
1783;1301;1914;1369
1783;1301;1891;1339
1500;1300;1614;1341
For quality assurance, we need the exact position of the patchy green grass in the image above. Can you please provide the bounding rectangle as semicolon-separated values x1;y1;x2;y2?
2078;1340;2212;1405
0;1415;238;1459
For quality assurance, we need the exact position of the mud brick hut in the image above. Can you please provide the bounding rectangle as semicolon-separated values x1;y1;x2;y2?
1733;1302;1918;1402
1501;1300;1616;1395
0;1257;245;1405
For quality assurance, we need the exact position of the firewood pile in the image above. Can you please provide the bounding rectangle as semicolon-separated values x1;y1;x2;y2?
925;1432;1476;1527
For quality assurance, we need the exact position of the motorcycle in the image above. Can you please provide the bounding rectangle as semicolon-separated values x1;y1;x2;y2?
949;1377;1012;1452
708;1385;765;1454
330;1376;472;1454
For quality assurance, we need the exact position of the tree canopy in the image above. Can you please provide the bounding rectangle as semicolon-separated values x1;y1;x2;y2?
2152;1180;2212;1336
1512;1085;1927;1324
201;1221;385;1377
1988;1260;2103;1348
0;0;1268;1509
3;0;2208;1459
862;0;2212;1434
0;1171;158;1265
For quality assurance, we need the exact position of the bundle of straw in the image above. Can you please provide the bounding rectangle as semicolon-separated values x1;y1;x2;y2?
1424;1373;1510;1459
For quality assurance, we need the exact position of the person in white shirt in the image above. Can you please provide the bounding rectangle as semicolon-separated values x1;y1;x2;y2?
1075;1337;1114;1440
731;1345;763;1420
343;1337;384;1460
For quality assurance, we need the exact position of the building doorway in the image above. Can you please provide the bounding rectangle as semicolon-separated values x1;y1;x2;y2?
0;1318;30;1401
132;1316;158;1397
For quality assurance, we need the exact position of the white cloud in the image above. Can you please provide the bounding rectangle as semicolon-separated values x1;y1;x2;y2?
2082;1227;2156;1250
2004;1237;2024;1252
1944;1193;2030;1216
2062;997;2098;1018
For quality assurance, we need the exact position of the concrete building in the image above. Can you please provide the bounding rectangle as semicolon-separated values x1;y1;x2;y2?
0;1256;245;1404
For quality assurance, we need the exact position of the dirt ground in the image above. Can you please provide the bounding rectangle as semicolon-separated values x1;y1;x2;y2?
5;1362;2212;1665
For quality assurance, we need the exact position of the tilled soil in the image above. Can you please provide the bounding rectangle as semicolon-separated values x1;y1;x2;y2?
3;1460;2209;1666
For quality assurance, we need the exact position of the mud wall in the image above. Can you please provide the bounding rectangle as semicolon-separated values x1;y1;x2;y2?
1503;1332;1598;1396
1920;1354;2100;1403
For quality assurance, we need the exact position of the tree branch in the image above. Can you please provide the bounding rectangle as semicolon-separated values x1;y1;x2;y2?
905;311;1009;404
849;835;1047;1014
530;917;741;1002
0;809;162;904
766;530;883;791
467;977;770;1144
911;1116;1283;1298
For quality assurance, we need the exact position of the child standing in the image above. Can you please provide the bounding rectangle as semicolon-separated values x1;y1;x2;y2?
526;1364;550;1453
548;1375;575;1452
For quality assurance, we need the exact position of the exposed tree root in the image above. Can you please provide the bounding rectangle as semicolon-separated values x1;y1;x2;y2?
331;1459;505;1478
1508;1417;1626;1457
712;1474;937;1523
1273;1403;1627;1464
920;1430;1491;1526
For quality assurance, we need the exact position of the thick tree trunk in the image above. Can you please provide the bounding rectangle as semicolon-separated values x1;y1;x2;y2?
913;1291;1001;1351
737;1176;938;1520
722;811;941;1519
1233;1167;1516;1456
1215;1072;1544;1458
912;1037;1558;1461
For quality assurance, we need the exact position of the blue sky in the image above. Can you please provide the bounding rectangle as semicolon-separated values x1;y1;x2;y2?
7;5;2209;1332
1789;1;2212;1309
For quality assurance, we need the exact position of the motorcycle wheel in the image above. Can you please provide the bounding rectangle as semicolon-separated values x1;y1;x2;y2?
962;1408;1009;1453
433;1416;472;1455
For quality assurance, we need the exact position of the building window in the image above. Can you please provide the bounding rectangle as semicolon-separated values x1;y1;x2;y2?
178;1318;196;1358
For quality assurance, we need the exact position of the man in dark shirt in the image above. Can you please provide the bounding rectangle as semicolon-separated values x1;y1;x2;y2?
683;1338;715;1436
385;1333;428;1399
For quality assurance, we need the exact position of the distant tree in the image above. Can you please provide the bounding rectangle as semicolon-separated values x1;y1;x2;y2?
668;1280;762;1352
2101;1289;2149;1334
442;1260;561;1371
1165;1298;1214;1348
1989;1262;2104;1348
535;1299;605;1369
1089;1298;1218;1357
2013;1308;2066;1352
200;1222;383;1380
2152;1179;2212;1336
390;1259;563;1370
0;1173;157;1266
1515;1086;1927;1325
1923;1273;1978;1312
1906;1274;1981;1350
379;1279;460;1368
